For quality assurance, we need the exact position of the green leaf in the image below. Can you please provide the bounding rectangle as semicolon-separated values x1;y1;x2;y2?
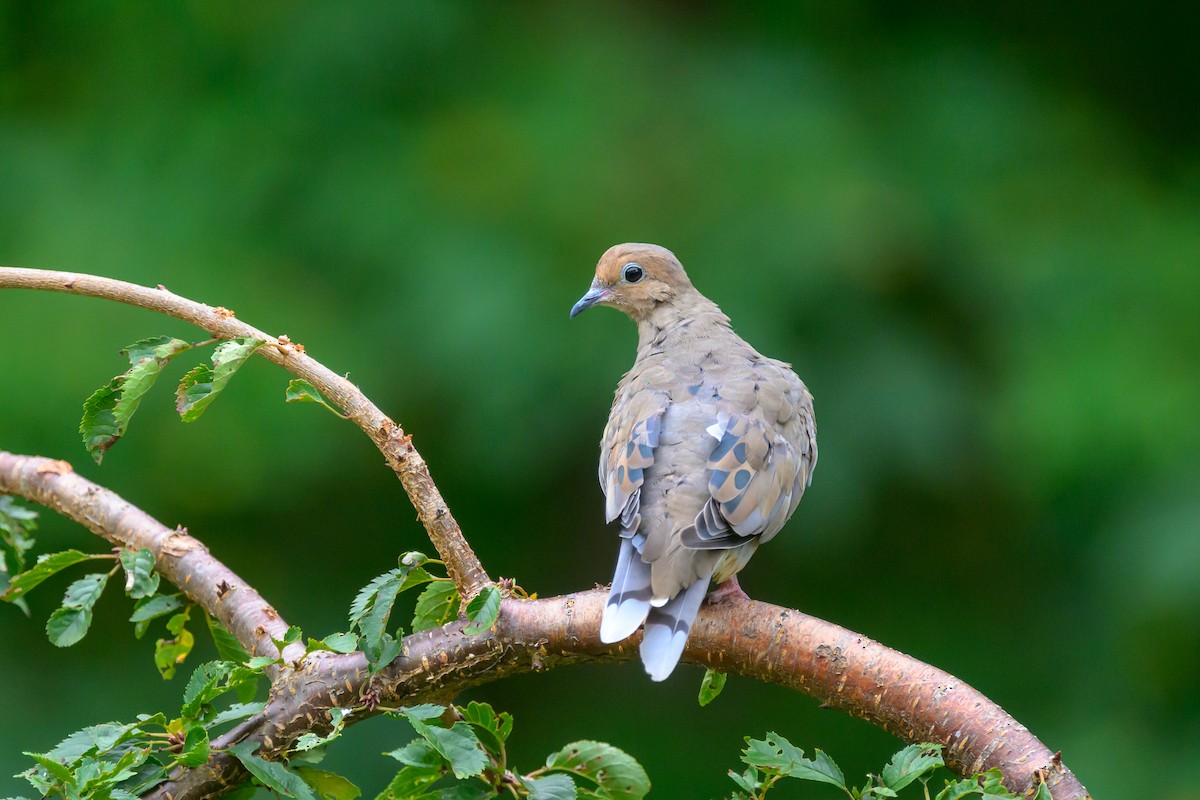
463;586;500;635
296;767;362;800
175;337;265;422
881;744;944;792
182;661;233;720
130;593;183;638
374;765;442;800
79;337;192;462
2;549;98;602
543;741;650;800
1029;782;1054;800
205;612;251;663
294;708;352;752
46;572;110;647
698;669;727;706
155;615;195;679
364;632;403;673
209;701;267;728
359;573;406;651
741;734;845;790
80;376;125;463
285;379;347;418
119;547;160;598
526;774;577;800
23;751;74;785
398;710;488;780
227;741;320;800
412;580;459;632
45;606;92;647
0;496;39;604
385;738;443;769
177;725;210;767
319;631;360;654
349;569;402;627
727;767;762;795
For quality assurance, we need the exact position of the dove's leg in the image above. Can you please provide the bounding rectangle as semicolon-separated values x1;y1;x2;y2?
705;574;749;604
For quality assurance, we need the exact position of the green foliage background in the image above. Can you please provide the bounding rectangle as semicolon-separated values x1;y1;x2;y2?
1;3;1197;797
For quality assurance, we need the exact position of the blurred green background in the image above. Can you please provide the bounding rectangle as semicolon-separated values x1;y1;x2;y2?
2;2;1198;798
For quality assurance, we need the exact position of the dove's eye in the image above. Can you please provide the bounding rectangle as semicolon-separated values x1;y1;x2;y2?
623;264;644;283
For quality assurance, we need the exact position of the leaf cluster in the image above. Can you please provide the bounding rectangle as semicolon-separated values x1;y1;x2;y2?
727;736;1052;800
379;702;650;800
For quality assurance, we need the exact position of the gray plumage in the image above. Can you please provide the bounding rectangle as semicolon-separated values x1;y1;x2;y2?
572;243;817;681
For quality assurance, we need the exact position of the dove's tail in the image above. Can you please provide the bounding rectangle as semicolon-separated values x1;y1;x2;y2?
640;570;712;681
599;538;654;643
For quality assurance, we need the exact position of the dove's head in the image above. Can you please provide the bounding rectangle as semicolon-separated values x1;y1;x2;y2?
570;243;696;321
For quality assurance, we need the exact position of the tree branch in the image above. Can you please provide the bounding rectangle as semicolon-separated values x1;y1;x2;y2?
0;266;490;597
1;451;1090;800
0;451;300;666
0;266;1091;799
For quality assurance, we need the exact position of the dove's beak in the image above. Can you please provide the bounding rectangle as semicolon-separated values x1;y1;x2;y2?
570;282;611;318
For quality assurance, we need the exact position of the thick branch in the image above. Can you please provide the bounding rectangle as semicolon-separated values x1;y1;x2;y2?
0;451;299;664
2;451;1089;800
0;266;489;596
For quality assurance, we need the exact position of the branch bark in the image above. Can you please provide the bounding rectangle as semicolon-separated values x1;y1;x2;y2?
0;266;1092;799
0;267;490;598
1;451;1089;800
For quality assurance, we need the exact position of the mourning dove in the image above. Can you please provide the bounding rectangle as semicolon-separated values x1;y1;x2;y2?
571;243;817;681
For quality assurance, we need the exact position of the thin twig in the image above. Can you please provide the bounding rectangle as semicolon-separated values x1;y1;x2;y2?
0;266;490;597
0;451;300;667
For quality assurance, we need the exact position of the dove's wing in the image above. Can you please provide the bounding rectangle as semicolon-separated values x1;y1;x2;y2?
598;391;669;644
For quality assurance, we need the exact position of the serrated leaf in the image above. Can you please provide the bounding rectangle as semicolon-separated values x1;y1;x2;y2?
119;547;159;598
0;496;39;597
385;738;443;769
209;701;267;728
544;740;650;800
459;701;512;759
350;569;401;626
175;337;265;422
741;734;845;789
80;376;124;462
228;741;320;800
2;549;98;602
205;612;252;663
526;774;577;800
182;661;233;720
23;752;74;785
1029;782;1054;800
285;379;346;418
320;632;359;654
46;572;110;647
881;744;944;792
46;605;92;647
122;336;193;366
130;593;183;638
359;573;406;651
177;725;210;767
698;669;727;706
463;586;500;635
728;766;762;794
296;767;362;800
79;337;192;462
412;580;458;632
374;764;442;800
398;710;488;780
154;625;195;679
367;634;403;673
294;708;352;752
